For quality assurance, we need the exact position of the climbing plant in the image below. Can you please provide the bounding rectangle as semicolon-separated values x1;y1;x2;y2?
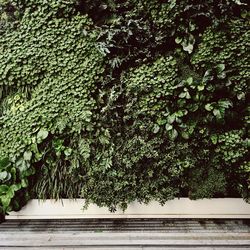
0;0;249;214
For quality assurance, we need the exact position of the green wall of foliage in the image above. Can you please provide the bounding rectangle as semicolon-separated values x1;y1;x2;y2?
0;0;249;214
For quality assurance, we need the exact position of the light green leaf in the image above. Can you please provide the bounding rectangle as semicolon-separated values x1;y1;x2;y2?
23;151;32;161
186;77;193;85
205;103;213;111
211;135;218;145
167;114;175;124
153;124;160;134
183;44;193;54
237;92;245;100
169;129;178;140
213;109;222;119
181;131;189;140
175;37;182;44
179;92;186;98
64;148;73;157
216;63;225;73
37;129;49;141
0;171;9;181
165;124;173;131
197;85;205;91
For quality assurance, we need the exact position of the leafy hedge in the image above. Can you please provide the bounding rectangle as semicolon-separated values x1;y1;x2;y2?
0;0;249;214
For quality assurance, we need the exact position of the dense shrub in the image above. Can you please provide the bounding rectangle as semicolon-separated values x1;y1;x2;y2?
0;0;249;214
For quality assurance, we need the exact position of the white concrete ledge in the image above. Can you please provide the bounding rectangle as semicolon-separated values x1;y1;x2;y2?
6;198;250;219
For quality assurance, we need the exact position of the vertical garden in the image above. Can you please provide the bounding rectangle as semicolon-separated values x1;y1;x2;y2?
0;0;249;215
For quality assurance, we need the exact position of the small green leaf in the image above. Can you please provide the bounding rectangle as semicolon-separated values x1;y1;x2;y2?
0;185;9;195
156;119;167;125
237;92;245;100
197;85;205;91
186;77;193;85
37;129;49;141
175;37;182;44
202;70;213;83
153;124;160;134
211;135;218;145
185;91;191;99
213;109;222;119
183;44;193;54
205;103;213;111
216;64;225;73
64;148;73;156
23;151;32;161
0;171;8;181
181;131;189;140
179;92;186;98
165;124;173;131
167;114;175;124
169;129;178;140
0;158;10;170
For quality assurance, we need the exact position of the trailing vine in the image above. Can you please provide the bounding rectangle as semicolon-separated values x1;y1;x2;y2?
0;0;249;214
